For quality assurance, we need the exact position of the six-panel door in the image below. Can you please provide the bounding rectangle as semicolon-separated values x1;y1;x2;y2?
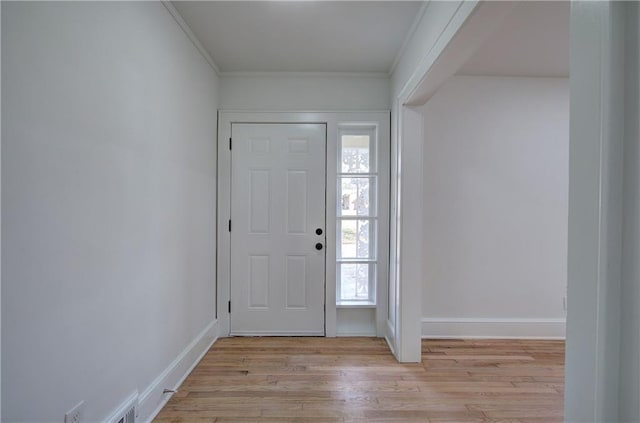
230;123;326;335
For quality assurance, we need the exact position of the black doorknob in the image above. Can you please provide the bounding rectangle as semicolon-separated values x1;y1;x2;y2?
315;243;323;251
315;228;323;235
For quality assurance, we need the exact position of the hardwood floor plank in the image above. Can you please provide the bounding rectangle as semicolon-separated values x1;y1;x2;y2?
154;337;564;422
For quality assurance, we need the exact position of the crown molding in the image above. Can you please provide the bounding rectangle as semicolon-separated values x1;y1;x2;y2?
218;71;390;79
162;1;221;75
389;0;431;77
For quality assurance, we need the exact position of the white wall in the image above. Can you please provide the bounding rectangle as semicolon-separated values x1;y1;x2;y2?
220;73;389;111
421;76;568;338
2;2;219;422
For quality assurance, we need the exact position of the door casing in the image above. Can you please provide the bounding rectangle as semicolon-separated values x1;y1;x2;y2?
217;111;390;337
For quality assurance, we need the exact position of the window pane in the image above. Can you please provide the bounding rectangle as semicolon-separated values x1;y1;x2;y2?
339;219;374;259
341;135;370;173
339;263;375;301
339;177;376;217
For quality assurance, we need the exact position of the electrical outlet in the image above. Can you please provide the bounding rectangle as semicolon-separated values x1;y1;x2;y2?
64;401;84;423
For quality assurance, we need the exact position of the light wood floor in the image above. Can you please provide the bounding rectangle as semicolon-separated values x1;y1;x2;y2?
154;337;565;423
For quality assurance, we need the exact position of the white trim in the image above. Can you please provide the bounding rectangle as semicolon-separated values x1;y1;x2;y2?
393;105;424;363
384;320;396;351
398;1;476;102
219;109;391;114
138;319;220;423
564;3;630;421
161;1;220;75
230;330;325;336
421;317;566;340
389;0;518;363
336;303;376;309
403;2;517;106
387;1;481;364
336;331;377;337
388;1;431;77
219;71;389;79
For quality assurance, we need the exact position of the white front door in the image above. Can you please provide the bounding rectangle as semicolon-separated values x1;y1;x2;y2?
230;123;326;335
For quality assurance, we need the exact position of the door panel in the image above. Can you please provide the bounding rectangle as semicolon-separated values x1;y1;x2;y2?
230;123;326;335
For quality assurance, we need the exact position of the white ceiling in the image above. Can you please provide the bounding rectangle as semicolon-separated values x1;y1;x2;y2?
457;1;570;78
172;1;423;73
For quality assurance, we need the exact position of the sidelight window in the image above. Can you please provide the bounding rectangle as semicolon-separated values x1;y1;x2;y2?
337;127;378;304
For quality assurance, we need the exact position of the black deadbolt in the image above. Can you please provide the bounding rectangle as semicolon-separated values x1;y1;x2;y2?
315;228;323;235
315;243;323;251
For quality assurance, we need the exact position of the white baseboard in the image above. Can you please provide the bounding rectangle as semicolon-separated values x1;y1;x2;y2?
137;319;220;423
336;331;377;337
421;317;566;339
230;330;324;336
384;320;398;360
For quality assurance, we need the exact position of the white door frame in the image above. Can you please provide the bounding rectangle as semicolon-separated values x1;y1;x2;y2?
565;3;640;421
387;0;517;363
217;111;390;337
391;2;639;419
